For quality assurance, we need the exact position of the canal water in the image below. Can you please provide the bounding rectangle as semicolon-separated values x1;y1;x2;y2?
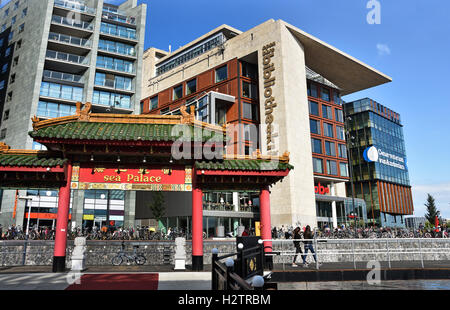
278;280;450;290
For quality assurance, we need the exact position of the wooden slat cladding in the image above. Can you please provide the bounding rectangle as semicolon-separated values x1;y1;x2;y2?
376;180;413;215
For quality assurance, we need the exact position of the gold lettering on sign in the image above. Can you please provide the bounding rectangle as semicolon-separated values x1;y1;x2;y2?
262;42;278;154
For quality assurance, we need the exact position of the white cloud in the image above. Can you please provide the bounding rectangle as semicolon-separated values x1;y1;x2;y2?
411;183;450;219
376;43;391;56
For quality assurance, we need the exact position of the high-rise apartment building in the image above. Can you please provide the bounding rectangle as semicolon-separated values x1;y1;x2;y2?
0;0;147;227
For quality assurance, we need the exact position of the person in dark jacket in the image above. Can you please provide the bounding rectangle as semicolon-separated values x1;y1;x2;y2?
291;227;304;267
302;225;322;267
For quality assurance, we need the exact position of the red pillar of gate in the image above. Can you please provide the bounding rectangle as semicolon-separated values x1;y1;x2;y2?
260;186;272;254
52;162;72;272
192;186;203;271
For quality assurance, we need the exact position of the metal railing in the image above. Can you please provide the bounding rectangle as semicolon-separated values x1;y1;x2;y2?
51;15;94;31
262;238;450;270
211;243;266;290
43;70;84;83
94;79;134;92
48;32;91;48
96;62;135;74
101;11;136;25
100;26;137;40
98;45;136;57
46;50;89;65
54;0;96;14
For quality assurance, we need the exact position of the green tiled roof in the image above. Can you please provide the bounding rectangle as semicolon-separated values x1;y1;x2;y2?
30;122;225;142
195;159;293;171
0;153;67;168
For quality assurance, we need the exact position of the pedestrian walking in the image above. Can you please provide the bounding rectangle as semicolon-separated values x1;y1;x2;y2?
291;227;304;267
302;225;322;268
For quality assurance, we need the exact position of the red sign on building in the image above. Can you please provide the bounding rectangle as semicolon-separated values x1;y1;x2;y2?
70;164;192;191
314;183;329;195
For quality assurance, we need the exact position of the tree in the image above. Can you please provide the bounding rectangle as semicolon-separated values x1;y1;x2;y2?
149;191;166;230
424;194;440;225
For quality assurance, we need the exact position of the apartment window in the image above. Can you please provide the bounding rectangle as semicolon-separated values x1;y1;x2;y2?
160;107;169;115
14;1;20;10
309;119;321;135
3;110;9;120
11;16;17;26
1;63;7;73
322;105;333;120
338;144;347;159
336;125;345;140
323;123;334;138
186;79;196;95
0;38;3;47
8;32;13;42
311;138;322;154
10;73;15;84
4;9;9;18
40;82;83;101
173;84;183;100
242;81;258;100
18;23;24;33
92;90;131;109
22;8;27;17
140;102;143;114
321;87;330;101
326;160;338;175
312;157;323;174
5;47;11;57
215;65;227;83
335;109;344;123
1;24;6;32
150;96;158;110
243;102;258;121
339;162;349;177
13;56;18;67
6;92;12;102
241;62;257;79
307;82;317;98
0;129;6;139
309;100;319;116
0;80;4;90
16;39;22;50
325;141;336;156
37;101;77;118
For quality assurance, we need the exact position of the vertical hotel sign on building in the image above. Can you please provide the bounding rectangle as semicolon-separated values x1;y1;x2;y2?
263;42;278;155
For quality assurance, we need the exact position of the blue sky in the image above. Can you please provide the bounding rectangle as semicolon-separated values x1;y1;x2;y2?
134;0;449;218
2;0;448;218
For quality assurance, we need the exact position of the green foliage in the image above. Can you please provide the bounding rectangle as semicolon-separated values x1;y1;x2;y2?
149;191;165;223
424;193;440;224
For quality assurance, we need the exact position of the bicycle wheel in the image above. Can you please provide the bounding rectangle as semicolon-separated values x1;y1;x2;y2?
112;255;123;266
135;255;146;265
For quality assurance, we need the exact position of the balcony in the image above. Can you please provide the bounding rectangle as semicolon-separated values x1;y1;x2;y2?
43;70;84;84
54;0;96;15
203;203;260;213
48;32;91;48
100;24;138;42
98;45;137;59
46;50;89;66
96;62;135;76
51;15;94;31
94;80;134;93
101;10;136;25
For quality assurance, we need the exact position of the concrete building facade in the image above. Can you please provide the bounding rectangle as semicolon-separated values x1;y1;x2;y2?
140;19;391;230
0;0;146;228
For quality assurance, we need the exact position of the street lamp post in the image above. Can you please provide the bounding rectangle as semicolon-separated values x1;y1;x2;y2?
18;196;34;266
345;116;358;229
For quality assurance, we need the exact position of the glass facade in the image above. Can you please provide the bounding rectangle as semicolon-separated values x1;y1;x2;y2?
82;190;125;229
92;90;131;109
156;33;225;76
344;98;412;227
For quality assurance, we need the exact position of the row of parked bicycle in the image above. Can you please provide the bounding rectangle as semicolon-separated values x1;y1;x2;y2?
272;226;449;239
